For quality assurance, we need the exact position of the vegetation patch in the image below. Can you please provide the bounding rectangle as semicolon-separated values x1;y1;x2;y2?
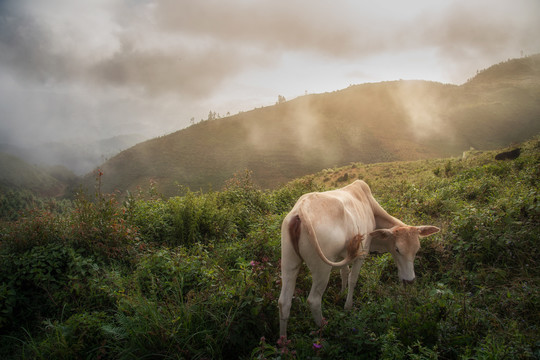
1;138;539;359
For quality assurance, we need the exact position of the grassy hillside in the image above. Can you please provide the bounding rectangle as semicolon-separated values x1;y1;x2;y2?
87;55;540;196
0;152;77;197
0;153;78;220
1;137;538;358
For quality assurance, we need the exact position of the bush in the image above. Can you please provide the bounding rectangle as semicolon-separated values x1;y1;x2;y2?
169;191;236;245
134;248;214;301
0;243;100;330
22;311;111;359
67;191;138;263
0;209;66;253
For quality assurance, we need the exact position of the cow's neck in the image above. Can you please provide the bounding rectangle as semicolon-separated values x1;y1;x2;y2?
374;213;406;229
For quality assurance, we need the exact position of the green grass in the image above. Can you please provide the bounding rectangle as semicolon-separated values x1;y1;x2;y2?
0;138;539;359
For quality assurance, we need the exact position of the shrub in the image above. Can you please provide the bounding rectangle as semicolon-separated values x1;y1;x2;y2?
0;243;100;329
125;198;172;244
169;191;236;245
134;248;213;301
22;311;111;359
67;191;138;263
0;209;66;253
218;170;273;237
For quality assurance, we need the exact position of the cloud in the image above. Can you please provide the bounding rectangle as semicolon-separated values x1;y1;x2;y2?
391;80;454;139
0;0;538;153
88;38;272;98
2;0;539;95
153;0;364;57
155;0;540;60
0;0;274;99
424;1;540;60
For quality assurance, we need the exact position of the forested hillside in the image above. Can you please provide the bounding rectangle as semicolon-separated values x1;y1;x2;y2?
0;152;77;197
1;138;538;359
87;55;540;196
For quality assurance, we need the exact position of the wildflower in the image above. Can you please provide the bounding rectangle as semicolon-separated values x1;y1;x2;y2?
277;335;289;347
313;341;322;350
277;335;291;355
321;317;328;327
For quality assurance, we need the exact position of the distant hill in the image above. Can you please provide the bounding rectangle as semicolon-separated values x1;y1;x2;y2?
0;133;147;176
86;55;540;196
0;152;78;197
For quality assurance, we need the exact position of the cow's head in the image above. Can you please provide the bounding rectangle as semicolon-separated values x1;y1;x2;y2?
368;226;440;284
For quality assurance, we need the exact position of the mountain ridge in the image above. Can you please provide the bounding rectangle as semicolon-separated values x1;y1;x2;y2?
76;54;540;195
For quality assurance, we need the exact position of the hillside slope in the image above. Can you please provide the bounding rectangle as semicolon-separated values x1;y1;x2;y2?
89;55;540;196
0;134;147;176
0;152;77;197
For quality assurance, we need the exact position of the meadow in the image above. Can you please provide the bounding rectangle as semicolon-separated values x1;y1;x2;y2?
0;138;539;359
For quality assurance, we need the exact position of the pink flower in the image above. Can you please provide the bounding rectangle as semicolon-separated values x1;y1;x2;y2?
313;341;322;349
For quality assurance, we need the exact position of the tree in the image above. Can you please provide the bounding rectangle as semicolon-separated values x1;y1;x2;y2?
207;111;217;121
276;95;286;104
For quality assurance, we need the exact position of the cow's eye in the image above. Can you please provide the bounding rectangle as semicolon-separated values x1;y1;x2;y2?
395;247;400;254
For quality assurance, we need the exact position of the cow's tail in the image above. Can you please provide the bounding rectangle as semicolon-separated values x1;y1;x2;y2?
291;208;366;267
288;214;303;260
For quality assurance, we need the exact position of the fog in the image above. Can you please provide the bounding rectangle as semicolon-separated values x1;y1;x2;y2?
1;0;538;159
393;81;454;140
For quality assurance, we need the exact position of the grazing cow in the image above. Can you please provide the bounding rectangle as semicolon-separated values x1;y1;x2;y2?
278;180;439;338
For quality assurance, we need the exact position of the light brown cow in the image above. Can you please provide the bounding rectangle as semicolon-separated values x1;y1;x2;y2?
278;180;439;338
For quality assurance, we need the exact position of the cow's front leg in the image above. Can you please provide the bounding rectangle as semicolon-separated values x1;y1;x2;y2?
340;265;350;293
344;258;364;310
307;265;331;327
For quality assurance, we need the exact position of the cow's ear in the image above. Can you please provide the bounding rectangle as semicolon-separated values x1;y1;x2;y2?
369;229;393;239
368;229;394;253
417;226;440;237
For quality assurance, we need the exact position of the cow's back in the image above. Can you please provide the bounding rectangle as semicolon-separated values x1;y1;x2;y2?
286;186;376;263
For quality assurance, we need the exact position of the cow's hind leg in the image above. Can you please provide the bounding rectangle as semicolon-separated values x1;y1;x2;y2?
340;265;350;293
344;258;364;310
278;258;301;338
307;265;332;327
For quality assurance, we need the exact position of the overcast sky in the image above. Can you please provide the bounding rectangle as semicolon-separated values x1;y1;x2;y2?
1;0;539;148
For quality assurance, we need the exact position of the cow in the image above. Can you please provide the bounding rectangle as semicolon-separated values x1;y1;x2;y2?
278;180;440;338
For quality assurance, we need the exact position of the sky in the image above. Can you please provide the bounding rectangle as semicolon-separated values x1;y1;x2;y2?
1;0;539;148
